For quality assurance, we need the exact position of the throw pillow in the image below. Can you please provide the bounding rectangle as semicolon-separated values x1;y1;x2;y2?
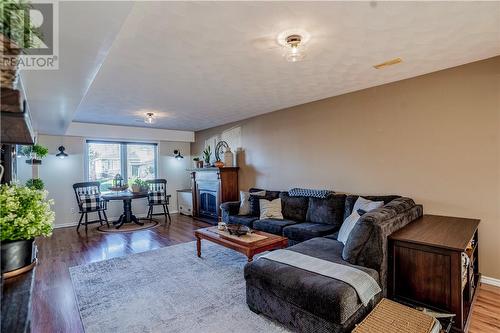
338;211;361;245
242;190;266;216
79;194;101;212
238;190;265;215
249;191;279;216
259;198;283;220
352;197;384;213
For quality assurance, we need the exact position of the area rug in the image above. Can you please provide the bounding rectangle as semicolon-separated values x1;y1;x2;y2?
69;241;290;333
96;219;159;233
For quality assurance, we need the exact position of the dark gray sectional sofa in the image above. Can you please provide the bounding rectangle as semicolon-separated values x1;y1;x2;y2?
221;189;423;333
221;188;347;245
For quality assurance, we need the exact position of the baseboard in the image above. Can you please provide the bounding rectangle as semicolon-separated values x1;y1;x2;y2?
481;275;500;287
54;210;179;229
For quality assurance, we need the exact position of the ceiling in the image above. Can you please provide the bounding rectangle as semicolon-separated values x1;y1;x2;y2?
22;1;500;135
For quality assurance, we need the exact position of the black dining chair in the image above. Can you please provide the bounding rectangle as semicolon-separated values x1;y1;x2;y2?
73;182;109;233
146;179;171;225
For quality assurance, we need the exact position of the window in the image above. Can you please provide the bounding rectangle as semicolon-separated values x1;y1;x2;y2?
86;141;157;191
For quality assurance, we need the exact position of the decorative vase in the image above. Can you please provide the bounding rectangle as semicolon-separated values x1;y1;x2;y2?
1;239;36;274
0;34;21;90
223;147;234;167
214;161;224;168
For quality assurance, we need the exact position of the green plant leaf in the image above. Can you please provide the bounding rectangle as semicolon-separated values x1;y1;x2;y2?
0;183;54;241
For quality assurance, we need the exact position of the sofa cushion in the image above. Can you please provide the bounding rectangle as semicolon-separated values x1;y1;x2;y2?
228;215;259;227
342;198;423;294
239;190;265;215
244;237;380;325
324;231;339;240
279;192;309;222
343;195;400;221
338;210;361;245
306;194;346;227
253;218;296;235
283;223;338;242
249;190;281;217
259;198;283;220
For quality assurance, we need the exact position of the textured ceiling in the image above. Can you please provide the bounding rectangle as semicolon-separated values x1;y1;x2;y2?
24;1;500;134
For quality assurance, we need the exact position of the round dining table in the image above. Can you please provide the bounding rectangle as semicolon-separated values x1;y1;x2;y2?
101;190;149;229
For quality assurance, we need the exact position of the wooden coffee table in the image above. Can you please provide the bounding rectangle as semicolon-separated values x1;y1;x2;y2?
194;226;288;262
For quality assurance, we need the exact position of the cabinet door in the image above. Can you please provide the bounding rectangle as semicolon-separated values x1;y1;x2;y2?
393;243;452;310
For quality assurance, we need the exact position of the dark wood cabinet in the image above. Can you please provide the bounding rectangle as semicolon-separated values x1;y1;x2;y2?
389;214;480;333
190;167;239;223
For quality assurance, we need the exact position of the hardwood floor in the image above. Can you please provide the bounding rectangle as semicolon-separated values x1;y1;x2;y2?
32;214;500;333
469;283;500;333
32;214;211;333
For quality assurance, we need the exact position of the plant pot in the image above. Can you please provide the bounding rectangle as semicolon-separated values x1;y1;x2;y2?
25;159;42;165
1;239;36;274
196;161;204;168
0;34;21;89
203;162;211;168
131;184;141;193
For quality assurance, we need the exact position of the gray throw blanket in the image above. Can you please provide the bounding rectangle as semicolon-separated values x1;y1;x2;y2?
261;250;381;306
288;188;333;198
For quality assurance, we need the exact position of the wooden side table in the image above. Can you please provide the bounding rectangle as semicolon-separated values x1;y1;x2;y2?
389;215;480;333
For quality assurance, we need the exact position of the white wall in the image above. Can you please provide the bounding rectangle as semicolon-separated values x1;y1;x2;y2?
18;135;192;228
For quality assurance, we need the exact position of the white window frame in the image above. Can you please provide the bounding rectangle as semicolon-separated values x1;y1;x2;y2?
84;140;158;182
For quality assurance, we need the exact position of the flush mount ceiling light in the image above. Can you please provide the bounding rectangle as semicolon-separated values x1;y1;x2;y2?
373;57;403;69
277;29;310;63
144;112;156;125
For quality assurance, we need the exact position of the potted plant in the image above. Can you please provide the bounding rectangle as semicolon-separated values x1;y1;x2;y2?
21;144;49;164
202;146;212;168
26;178;44;190
193;157;203;169
0;0;43;89
130;178;149;193
0;184;54;274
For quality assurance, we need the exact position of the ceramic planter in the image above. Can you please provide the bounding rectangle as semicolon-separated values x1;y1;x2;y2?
1;239;36;274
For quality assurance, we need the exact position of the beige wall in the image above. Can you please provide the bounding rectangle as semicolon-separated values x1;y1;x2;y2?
192;56;500;279
18;135;192;228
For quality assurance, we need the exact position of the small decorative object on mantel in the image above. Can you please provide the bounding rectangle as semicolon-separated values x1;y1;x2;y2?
202;145;212;168
0;183;54;277
223;146;234;167
21;144;49;165
110;174;128;191
215;141;233;167
192;157;203;169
